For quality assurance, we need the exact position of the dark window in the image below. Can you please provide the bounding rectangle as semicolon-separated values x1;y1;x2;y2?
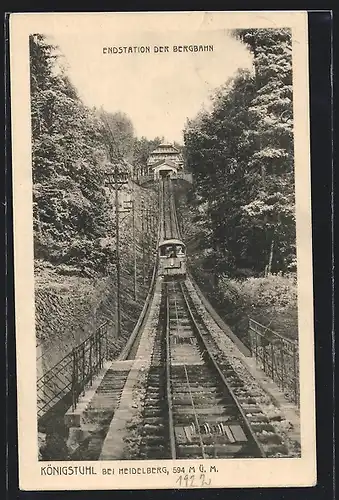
176;245;185;255
159;244;185;257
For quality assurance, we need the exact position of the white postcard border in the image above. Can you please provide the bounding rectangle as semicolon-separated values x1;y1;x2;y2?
10;11;316;490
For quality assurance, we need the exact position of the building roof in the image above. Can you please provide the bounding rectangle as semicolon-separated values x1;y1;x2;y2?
158;238;185;247
150;159;178;170
150;143;180;155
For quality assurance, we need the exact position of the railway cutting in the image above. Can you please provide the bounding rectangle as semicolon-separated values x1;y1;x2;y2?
48;178;301;461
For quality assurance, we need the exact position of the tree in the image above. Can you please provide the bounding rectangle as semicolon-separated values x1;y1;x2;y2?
132;136;163;176
184;28;295;276
233;28;295;274
30;34;114;274
97;108;135;163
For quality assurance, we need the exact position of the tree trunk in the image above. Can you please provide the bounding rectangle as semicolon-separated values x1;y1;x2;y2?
267;234;275;275
261;165;266;189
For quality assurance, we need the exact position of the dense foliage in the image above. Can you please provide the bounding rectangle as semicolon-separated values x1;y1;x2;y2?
31;34;114;274
96;108;135;163
133;136;163;176
30;34;160;275
184;28;295;278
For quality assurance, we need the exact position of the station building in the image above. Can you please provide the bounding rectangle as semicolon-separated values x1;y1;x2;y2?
147;143;184;179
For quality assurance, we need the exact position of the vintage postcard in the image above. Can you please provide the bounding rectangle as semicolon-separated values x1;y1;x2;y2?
10;11;316;490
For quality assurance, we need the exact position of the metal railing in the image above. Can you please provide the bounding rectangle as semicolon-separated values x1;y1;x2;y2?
37;323;108;419
248;318;299;406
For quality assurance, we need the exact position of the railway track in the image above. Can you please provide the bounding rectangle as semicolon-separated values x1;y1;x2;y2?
79;178;295;460
165;280;266;459
133;277;291;459
138;291;170;459
161;178;179;240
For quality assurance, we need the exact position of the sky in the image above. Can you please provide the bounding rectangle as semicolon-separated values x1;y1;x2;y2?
47;29;253;143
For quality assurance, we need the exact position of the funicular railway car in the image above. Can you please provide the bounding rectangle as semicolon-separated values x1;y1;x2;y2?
158;239;186;280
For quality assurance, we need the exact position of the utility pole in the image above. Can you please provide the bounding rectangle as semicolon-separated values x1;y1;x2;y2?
132;198;137;301
141;198;145;285
143;204;151;284
146;207;151;278
105;164;128;337
128;180;136;301
120;196;137;302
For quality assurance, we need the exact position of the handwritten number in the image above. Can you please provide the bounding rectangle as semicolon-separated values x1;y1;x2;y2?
175;474;211;488
200;473;211;486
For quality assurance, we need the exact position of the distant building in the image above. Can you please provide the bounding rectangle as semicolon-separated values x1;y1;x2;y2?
147;143;184;179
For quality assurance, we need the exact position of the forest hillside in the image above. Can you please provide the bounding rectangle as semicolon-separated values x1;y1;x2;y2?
31;34;161;373
181;28;298;343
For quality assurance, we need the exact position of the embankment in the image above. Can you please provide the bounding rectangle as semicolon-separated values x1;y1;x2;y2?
36;180;158;427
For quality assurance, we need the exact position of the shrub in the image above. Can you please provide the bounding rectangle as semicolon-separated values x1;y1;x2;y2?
217;273;298;341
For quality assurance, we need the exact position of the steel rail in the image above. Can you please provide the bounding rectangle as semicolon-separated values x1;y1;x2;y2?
165;289;177;459
163;179;172;240
167;180;173;239
165;281;207;459
166;282;205;459
163;179;168;239
161;179;165;240
172;281;180;338
179;282;266;458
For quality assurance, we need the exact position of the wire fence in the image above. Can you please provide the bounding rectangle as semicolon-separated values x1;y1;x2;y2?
248;318;299;406
37;323;108;420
